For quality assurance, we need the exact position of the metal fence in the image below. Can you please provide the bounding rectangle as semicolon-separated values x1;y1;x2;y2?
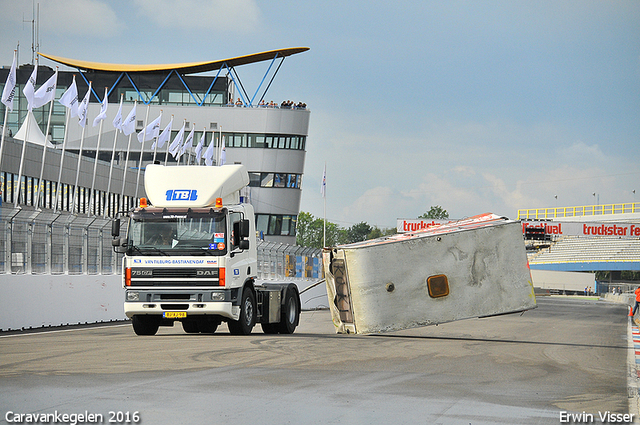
0;206;322;280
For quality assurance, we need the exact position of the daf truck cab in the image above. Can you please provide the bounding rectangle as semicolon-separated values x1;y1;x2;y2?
112;164;300;336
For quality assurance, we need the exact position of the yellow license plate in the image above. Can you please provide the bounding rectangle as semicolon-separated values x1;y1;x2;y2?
163;311;187;319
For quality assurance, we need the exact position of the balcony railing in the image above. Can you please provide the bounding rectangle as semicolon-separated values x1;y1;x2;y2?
517;202;640;220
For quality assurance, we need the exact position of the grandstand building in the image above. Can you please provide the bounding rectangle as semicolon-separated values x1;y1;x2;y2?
520;203;640;293
0;48;310;244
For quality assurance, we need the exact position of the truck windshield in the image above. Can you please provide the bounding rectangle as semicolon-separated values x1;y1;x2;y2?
127;210;227;256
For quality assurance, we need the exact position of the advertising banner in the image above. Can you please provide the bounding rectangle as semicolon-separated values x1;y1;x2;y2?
521;221;640;237
397;219;452;233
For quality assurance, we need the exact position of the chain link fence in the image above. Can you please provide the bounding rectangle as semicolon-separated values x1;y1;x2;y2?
0;206;322;280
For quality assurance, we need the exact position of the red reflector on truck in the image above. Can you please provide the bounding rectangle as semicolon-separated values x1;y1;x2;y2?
219;268;225;286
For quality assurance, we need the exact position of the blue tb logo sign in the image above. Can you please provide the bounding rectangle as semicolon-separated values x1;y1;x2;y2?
165;190;198;201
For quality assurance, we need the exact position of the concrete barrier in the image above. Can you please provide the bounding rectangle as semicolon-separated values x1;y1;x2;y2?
0;274;328;332
601;292;634;306
0;274;124;331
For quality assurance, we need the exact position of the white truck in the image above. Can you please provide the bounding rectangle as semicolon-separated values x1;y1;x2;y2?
112;164;301;336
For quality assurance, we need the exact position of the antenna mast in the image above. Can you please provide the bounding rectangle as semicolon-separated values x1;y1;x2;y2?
22;1;39;65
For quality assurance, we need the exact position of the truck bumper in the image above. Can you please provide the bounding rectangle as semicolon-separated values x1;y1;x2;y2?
123;288;239;321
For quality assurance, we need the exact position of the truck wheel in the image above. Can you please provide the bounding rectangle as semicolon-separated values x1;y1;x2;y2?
228;288;256;335
132;315;160;336
182;320;200;334
278;288;300;334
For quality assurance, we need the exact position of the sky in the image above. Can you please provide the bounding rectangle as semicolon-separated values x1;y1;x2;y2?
0;0;639;229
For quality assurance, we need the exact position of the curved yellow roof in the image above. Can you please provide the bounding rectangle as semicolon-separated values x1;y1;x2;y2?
38;47;309;74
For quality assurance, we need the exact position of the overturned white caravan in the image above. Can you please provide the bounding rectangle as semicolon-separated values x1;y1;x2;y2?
323;213;536;334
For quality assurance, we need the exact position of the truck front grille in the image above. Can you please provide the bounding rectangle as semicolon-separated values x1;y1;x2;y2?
161;304;189;310
128;267;221;287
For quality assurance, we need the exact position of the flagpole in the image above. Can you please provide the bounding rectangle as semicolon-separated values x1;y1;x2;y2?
322;162;326;248
163;115;173;166
34;67;58;210
195;127;205;165
184;122;194;166
152;110;163;164
53;109;71;213
104;126;118;219
0;106;8;171
104;94;123;218
0;50;17;178
217;126;222;165
323;194;326;248
134;104;150;199
16;59;39;207
120;100;137;210
71;81;92;214
70;114;87;214
14;111;32;208
88;87;108;216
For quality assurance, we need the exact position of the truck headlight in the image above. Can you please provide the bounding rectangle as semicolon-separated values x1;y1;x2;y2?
126;291;140;301
211;292;225;301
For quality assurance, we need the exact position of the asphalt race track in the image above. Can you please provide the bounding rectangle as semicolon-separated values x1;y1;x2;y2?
0;297;632;425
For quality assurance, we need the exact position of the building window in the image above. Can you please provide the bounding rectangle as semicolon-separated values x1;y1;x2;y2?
255;214;297;237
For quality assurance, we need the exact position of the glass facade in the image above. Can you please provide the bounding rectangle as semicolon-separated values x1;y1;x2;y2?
249;172;302;189
255;213;297;237
0;66;307;242
1;171;136;216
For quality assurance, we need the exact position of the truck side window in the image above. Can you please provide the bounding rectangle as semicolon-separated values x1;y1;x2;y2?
230;212;242;248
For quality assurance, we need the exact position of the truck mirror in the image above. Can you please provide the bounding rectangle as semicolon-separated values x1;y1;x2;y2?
112;218;120;237
239;240;250;250
240;219;250;237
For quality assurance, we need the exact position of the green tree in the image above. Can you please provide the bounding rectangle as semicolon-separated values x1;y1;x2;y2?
296;212;342;248
347;222;372;243
296;213;398;248
367;226;397;240
419;205;449;220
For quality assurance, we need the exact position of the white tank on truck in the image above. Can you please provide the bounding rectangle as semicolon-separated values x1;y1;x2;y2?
112;164;300;336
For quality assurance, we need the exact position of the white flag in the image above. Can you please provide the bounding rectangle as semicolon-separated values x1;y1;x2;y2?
1;51;17;111
169;121;186;158
153;117;173;149
112;95;123;132
77;82;92;128
194;130;205;162
137;114;161;143
121;103;137;136
59;76;79;118
23;63;38;110
203;138;215;166
32;69;57;109
321;163;326;197
92;90;109;127
219;136;226;166
180;126;195;155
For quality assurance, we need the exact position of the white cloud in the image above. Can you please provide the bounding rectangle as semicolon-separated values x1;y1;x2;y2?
133;0;261;32
39;0;123;37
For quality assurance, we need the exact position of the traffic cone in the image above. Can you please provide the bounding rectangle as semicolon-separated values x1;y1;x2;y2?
630;306;634;317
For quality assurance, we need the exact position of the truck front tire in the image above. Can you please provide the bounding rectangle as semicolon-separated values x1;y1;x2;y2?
228;288;256;335
132;315;160;336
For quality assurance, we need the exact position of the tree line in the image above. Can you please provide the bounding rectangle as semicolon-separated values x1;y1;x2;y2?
296;206;449;248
